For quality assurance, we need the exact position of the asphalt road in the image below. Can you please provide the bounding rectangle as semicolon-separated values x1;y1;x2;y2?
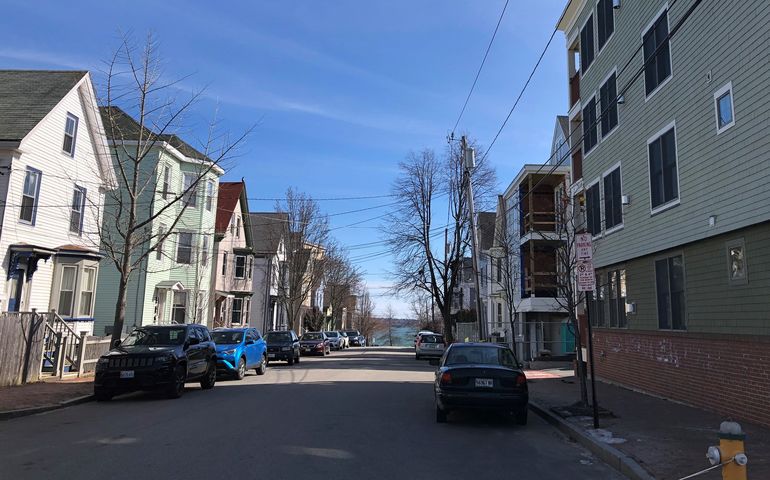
0;347;623;480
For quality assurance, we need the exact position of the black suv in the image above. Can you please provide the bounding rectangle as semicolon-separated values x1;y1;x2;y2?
94;324;217;400
265;330;300;365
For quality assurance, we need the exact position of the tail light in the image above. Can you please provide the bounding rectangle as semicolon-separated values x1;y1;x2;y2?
516;374;527;387
440;372;452;385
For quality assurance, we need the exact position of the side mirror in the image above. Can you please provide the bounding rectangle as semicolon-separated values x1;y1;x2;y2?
428;358;440;367
113;339;121;348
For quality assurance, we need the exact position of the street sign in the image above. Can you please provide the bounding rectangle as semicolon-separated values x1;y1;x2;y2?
577;260;595;292
576;233;593;260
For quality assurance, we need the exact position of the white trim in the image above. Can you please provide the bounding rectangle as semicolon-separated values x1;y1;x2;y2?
646;120;681;215
714;81;736;134
595;0;616;54
642;4;673;102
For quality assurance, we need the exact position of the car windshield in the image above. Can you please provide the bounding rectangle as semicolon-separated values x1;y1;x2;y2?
345;331;359;336
339;332;348;337
266;332;292;343
122;327;187;346
445;346;517;368
302;333;324;340
421;335;443;343
211;331;244;344
324;332;339;337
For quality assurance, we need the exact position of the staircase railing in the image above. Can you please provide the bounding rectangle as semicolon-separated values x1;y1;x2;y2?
42;310;83;377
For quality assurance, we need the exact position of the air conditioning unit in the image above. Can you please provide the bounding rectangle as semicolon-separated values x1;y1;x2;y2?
621;195;631;205
626;302;636;314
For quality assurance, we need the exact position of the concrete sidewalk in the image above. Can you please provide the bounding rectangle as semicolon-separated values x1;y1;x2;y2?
0;377;93;420
528;370;770;479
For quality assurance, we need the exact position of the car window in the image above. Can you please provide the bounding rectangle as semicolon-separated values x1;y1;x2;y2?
301;333;324;340
211;331;244;344
122;327;187;346
445;347;516;367
324;331;338;337
197;327;211;342
187;327;200;342
265;332;291;343
421;335;443;343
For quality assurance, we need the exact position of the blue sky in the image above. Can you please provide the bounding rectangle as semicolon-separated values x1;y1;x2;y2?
2;0;568;316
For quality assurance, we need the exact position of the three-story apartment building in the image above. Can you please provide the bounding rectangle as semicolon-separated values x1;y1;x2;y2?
250;212;288;332
558;0;770;425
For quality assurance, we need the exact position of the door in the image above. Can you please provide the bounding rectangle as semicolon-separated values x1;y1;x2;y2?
186;328;205;375
244;330;257;367
7;270;23;312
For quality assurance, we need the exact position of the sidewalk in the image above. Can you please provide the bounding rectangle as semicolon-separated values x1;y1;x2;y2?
0;377;94;419
528;370;770;479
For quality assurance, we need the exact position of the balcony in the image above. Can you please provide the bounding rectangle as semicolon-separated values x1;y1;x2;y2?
569;72;580;107
572;149;583;181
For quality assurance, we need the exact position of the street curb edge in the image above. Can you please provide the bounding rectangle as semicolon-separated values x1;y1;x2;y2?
529;400;656;480
0;394;95;422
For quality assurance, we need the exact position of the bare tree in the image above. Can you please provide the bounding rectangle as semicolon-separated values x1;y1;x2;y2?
384;304;395;346
410;291;441;332
384;140;496;342
323;245;362;329
274;188;329;332
302;307;326;332
355;289;382;344
97;34;251;345
490;195;522;355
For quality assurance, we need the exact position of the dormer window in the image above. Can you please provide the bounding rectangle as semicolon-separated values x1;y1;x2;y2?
63;113;78;156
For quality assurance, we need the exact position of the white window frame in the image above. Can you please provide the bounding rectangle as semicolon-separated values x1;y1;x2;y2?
646;120;681;215
642;4;674;103
62;113;78;157
78;266;97;317
20;167;42;225
653;251;687;331
205;180;214;211
222;252;228;276
161;164;171;200
598;67;619;142
585;177;602;240
69;185;86;235
602;162;624;235
231;297;244;325
234;255;246;279
201;235;210;266
176;231;194;265
57;265;78;317
714;81;735;134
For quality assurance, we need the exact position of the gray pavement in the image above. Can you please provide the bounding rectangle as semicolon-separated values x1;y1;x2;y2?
0;347;623;480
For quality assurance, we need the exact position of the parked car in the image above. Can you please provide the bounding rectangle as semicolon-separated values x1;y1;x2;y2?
265;330;301;365
344;330;365;347
324;331;345;350
300;332;330;356
415;333;445;360
94;324;216;401
414;330;435;347
212;328;267;380
432;343;528;425
338;331;350;349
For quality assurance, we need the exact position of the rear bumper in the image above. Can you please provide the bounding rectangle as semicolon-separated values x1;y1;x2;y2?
416;348;444;357
436;389;528;411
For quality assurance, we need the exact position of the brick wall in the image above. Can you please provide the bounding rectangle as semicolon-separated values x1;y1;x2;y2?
591;329;770;427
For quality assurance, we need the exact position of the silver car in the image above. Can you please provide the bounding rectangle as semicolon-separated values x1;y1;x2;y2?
324;331;345;350
415;333;445;360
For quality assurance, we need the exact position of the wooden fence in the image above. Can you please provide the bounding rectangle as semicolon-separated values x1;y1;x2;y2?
0;312;46;387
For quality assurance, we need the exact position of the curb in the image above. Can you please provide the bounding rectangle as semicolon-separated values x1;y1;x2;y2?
529;400;655;480
0;394;95;422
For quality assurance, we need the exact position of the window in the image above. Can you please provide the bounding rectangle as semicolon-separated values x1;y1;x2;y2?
648;125;679;210
726;239;747;286
597;0;614;51
580;15;595;73
222;252;228;276
244;299;251;324
20;167;42;224
182;173;197;208
235;255;246;279
582;97;598;153
79;267;96;317
496;303;502;327
235;217;241;238
69;186;86;234
655;255;685;330
57;265;78;317
161;165;170;200
156;225;166;261
176;232;193;264
586;182;601;236
603;167;622;230
606;269;626;328
643;9;672;96
496;258;502;282
232;298;243;324
201;235;210;266
172;291;187;324
589;276;606;327
714;82;735;133
205;180;214;211
62;113;78;156
600;72;618;137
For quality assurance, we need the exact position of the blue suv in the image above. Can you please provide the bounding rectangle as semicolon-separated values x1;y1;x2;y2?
212;328;268;380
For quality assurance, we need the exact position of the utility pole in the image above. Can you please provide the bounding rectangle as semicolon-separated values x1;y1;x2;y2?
462;136;486;341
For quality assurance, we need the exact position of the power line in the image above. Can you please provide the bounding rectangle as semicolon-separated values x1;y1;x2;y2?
451;0;510;136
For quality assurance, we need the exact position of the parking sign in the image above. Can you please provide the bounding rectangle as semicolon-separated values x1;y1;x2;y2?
577;260;595;292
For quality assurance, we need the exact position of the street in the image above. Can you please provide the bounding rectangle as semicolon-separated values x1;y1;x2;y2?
0;347;622;480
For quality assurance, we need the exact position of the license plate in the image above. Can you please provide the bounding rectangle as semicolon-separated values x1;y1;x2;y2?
120;370;134;379
475;378;493;388
268;354;276;359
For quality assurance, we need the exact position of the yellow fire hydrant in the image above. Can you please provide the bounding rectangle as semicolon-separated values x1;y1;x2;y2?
706;421;748;480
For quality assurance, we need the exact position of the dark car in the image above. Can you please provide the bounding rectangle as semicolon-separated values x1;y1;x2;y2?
433;343;528;425
300;332;330;356
344;330;365;347
265;330;301;365
94;324;217;401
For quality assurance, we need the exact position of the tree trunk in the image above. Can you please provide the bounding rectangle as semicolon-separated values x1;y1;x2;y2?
110;270;130;347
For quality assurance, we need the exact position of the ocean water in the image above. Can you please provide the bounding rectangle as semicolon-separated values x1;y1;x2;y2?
373;324;420;347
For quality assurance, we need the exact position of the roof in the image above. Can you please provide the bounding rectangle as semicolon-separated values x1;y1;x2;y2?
0;70;87;142
557;115;569;137
215;182;244;234
99;106;212;162
478;212;496;251
250;212;288;253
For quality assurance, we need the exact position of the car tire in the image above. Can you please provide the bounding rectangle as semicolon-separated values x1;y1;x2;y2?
94;387;113;402
200;360;216;390
166;365;186;399
288;354;295;365
256;355;267;375
436;406;448;423
513;408;528;426
235;357;246;380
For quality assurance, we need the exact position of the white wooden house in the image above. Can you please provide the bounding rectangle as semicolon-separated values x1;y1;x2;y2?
0;70;115;333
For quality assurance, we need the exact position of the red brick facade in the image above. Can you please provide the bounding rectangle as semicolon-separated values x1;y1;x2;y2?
591;329;770;428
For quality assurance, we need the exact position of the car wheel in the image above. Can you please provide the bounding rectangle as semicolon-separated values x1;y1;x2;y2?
288;354;295;365
436;406;448;423
235;357;246;380
256;355;267;375
166;365;186;399
514;408;528;426
94;387;113;402
200;360;217;390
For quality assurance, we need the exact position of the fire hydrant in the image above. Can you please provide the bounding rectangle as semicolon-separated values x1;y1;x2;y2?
706;421;748;480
